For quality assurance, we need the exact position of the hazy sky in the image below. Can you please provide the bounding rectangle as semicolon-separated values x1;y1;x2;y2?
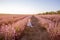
0;0;60;14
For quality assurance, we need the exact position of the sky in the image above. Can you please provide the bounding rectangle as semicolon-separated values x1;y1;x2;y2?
0;0;60;14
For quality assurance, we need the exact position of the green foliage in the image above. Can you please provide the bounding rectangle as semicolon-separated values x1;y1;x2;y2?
0;35;4;40
38;10;60;15
57;10;60;14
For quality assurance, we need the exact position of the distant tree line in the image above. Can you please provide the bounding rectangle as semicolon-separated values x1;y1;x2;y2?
38;10;60;15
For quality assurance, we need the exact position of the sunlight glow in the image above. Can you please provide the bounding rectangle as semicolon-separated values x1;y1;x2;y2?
0;0;60;14
0;4;39;14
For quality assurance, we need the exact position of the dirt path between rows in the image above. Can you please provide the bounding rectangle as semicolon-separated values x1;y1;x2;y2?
0;14;60;40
